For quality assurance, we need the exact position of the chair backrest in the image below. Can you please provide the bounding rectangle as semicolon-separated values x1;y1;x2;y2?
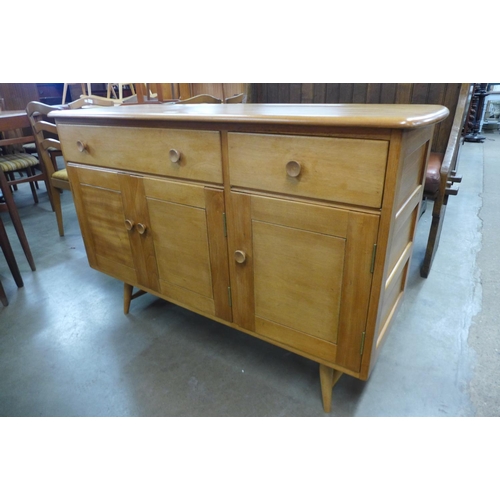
68;96;116;109
27;98;121;179
178;94;222;104
26;101;62;179
135;83;181;103
132;83;247;104
178;83;246;102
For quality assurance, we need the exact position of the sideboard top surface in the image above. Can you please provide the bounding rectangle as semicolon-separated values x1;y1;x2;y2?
51;103;449;129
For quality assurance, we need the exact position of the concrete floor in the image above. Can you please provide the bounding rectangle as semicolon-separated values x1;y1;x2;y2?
1;131;499;417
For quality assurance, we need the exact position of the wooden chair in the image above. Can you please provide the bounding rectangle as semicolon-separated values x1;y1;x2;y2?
419;84;471;276
133;84;180;104
178;94;222;104
26;98;123;236
26;101;68;236
67;96;116;109
0;277;7;306
178;83;246;102
0;111;48;270
62;84;91;105
0;213;24;305
107;83;136;101
0;121;49;205
0;168;36;271
225;93;245;103
132;84;246;104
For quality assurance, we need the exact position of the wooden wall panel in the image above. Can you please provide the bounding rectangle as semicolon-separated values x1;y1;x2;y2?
0;83;39;111
249;83;462;154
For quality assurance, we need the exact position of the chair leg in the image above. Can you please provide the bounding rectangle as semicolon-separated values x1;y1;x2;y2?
6;172;18;191
421;185;449;278
50;186;64;236
0;216;24;288
27;170;39;204
0;278;8;306
62;83;68;104
0;173;36;271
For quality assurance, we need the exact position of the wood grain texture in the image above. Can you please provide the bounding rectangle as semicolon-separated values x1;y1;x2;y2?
421;84;472;277
205;188;232;322
119;174;160;292
148;198;213;298
361;126;433;379
335;212;379;372
67;165;137;282
58;124;223;184
227;192;255;331
57;103;449;410
250;195;349;238
252;220;345;344
248;83;460;154
52;103;449;130
228;132;388;207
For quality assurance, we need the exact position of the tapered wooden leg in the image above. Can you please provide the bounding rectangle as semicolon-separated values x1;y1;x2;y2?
319;364;343;413
124;282;147;314
124;283;133;314
0;172;36;271
51;187;64;236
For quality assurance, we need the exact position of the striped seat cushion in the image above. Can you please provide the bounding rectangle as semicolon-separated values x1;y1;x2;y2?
52;169;68;181
0;153;39;172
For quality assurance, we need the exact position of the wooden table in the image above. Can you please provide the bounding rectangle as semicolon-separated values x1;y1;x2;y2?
0;109;30;132
52;103;449;412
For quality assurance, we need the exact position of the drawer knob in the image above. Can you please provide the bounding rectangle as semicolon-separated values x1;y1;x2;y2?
137;223;147;235
169;149;181;163
234;250;246;264
124;219;134;231
286;160;301;178
76;140;87;153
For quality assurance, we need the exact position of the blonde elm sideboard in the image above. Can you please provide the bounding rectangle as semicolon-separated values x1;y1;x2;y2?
51;103;449;412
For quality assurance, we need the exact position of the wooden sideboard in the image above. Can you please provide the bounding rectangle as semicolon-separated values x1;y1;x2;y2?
51;103;449;412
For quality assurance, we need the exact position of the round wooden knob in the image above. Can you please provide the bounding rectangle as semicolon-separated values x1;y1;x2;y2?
169;149;181;163
124;219;134;231
286;160;301;177
234;250;246;264
76;140;87;153
136;223;147;235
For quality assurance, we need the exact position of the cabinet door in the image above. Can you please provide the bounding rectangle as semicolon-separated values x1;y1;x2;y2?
68;164;145;288
142;177;231;322
68;164;231;322
228;192;379;373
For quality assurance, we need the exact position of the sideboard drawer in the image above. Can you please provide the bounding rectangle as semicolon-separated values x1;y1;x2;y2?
58;124;223;184
228;132;388;207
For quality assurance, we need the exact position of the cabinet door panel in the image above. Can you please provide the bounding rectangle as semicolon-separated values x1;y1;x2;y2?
148;199;213;297
69;165;231;322
229;192;378;371
253;221;345;343
118;174;159;291
80;184;133;268
69;166;137;284
144;182;231;322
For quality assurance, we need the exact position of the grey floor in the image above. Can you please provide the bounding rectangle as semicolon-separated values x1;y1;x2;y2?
1;131;499;417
